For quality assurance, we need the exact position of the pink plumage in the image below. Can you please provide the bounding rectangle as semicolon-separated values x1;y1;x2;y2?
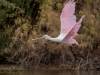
32;0;85;46
60;0;76;40
62;15;85;45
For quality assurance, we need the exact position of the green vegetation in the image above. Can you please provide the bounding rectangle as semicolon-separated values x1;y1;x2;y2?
0;0;100;70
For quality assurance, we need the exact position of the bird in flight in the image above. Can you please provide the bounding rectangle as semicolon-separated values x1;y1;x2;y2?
32;0;85;46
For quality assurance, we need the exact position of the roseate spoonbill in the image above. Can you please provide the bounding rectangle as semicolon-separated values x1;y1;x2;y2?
32;0;85;46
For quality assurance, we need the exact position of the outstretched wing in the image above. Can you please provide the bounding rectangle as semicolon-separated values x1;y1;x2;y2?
67;15;85;38
58;0;76;40
62;15;85;45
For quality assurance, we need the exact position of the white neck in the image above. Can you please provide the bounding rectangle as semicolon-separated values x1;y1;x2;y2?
45;35;61;42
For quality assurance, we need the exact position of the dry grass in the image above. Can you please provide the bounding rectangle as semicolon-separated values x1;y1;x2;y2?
6;0;100;70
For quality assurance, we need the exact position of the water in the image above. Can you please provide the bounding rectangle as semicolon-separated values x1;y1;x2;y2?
0;70;100;75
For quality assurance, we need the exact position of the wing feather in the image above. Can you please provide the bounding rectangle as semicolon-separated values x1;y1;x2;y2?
62;15;85;42
59;0;76;39
68;15;85;38
61;15;85;44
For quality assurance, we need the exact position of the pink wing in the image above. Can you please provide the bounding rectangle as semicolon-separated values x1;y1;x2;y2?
58;0;76;39
67;15;85;38
62;15;85;43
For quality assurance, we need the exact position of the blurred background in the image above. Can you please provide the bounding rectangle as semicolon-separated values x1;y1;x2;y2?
0;0;100;70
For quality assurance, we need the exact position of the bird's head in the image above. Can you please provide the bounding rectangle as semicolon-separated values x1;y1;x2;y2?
32;35;50;40
42;35;50;40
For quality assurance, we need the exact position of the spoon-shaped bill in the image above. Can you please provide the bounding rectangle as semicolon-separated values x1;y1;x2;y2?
32;37;43;40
